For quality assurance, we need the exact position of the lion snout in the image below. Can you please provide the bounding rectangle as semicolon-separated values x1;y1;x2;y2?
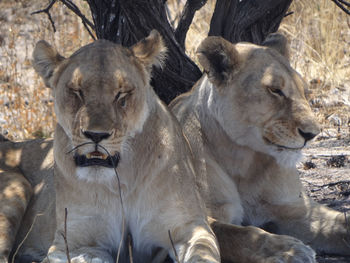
295;117;320;145
82;130;112;144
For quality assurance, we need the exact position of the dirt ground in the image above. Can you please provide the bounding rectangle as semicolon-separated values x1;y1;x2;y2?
300;129;350;213
299;127;350;262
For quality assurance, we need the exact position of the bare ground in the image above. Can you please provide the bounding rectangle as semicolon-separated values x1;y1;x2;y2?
299;127;350;262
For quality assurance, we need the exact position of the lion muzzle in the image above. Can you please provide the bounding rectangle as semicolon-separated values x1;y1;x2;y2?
74;151;120;168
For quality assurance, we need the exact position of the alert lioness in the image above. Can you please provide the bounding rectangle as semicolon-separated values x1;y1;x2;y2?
0;31;220;263
170;34;350;262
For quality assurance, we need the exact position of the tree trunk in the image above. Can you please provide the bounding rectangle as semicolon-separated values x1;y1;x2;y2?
86;0;202;104
85;0;293;103
209;0;293;44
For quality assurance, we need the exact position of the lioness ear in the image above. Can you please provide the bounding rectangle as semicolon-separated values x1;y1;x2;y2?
263;33;289;60
131;30;167;71
197;36;239;86
32;40;65;88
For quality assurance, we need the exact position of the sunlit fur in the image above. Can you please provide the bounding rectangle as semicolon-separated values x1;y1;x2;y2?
171;34;350;262
0;31;220;263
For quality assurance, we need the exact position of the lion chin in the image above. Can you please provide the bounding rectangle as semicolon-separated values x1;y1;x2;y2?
75;166;116;185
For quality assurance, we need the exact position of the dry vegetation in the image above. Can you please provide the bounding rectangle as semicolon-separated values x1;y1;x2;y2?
0;0;349;140
0;0;92;139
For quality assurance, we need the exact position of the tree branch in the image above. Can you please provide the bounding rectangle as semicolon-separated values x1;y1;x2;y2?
209;0;292;44
85;0;201;104
31;0;58;32
60;0;96;40
61;208;71;263
331;0;350;15
32;0;96;40
175;0;208;48
339;0;350;7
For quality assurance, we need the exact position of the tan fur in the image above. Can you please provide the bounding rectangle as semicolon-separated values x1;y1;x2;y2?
0;139;54;262
0;31;220;263
171;34;350;262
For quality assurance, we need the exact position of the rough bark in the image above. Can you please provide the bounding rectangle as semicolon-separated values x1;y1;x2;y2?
174;0;208;48
86;0;202;104
57;0;294;103
209;0;293;44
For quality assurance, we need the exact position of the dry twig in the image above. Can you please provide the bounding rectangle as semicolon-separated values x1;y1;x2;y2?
168;230;180;263
31;0;96;40
61;208;71;263
344;212;350;248
331;0;350;15
127;234;134;263
11;213;42;263
59;0;96;40
31;0;58;32
321;180;350;188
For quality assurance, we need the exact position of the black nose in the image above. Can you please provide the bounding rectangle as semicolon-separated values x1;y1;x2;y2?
83;131;111;143
298;128;317;143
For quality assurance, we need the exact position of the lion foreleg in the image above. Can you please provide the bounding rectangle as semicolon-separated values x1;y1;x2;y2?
0;171;33;263
43;247;114;263
210;219;316;263
270;196;350;256
169;224;220;263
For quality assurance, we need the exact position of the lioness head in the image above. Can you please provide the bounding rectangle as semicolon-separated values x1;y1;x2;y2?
33;30;166;182
197;33;320;166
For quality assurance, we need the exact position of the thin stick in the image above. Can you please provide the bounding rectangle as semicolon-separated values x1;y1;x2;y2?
96;145;125;263
31;0;96;40
128;234;134;263
344;212;350;248
31;0;58;32
331;0;350;15
284;11;294;17
61;208;71;263
66;141;94;154
11;213;42;263
168;230;180;263
339;0;350;7
301;180;350;188
66;143;125;263
59;0;96;40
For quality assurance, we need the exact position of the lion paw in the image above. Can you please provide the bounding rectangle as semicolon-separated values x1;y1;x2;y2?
71;254;108;263
262;235;316;263
44;252;112;263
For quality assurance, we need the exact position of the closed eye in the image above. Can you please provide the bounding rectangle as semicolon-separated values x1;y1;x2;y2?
72;89;84;102
114;91;132;107
267;86;285;97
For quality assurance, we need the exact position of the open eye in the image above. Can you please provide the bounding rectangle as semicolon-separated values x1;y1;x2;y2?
267;86;285;98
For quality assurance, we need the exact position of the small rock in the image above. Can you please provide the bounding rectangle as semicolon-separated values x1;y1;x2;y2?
304;161;317;170
326;155;347;168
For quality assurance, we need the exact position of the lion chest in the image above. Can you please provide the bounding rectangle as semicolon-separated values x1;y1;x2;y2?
55;173;162;261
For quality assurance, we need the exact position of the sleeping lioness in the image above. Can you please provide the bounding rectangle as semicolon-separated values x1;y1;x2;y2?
0;31;221;263
170;34;350;262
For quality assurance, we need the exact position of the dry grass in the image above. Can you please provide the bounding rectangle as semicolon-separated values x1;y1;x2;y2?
0;0;349;140
0;1;92;140
280;1;350;131
281;1;350;85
